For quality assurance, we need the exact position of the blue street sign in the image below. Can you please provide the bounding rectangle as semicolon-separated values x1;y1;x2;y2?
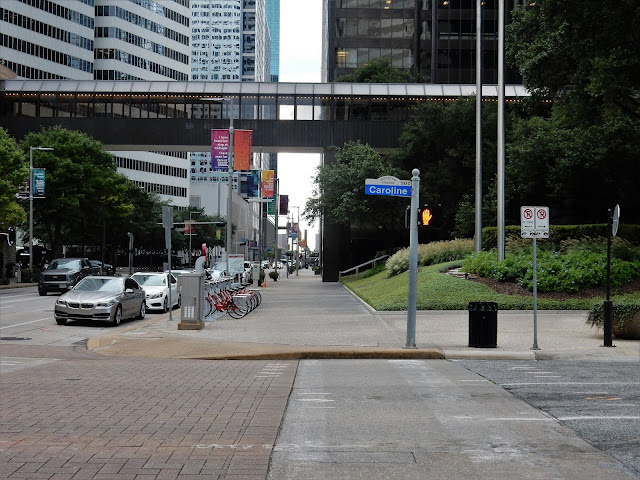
364;176;412;197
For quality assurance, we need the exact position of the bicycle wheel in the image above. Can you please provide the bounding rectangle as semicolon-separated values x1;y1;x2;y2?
203;296;213;317
227;299;248;318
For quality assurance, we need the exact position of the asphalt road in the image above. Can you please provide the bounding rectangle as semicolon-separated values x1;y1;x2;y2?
457;359;640;478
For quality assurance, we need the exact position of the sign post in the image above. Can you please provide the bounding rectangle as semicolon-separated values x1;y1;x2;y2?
364;173;418;347
521;206;549;350
162;206;174;322
603;204;620;347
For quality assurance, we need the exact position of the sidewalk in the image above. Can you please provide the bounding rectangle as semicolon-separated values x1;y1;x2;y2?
87;268;640;362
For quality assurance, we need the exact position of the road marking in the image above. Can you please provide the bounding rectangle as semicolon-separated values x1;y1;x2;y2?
0;317;53;330
502;382;640;386
558;416;640;421
298;399;335;402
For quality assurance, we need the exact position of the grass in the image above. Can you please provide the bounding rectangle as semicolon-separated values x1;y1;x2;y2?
341;261;639;311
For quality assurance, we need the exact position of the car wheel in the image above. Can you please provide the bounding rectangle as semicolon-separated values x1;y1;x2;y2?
163;296;169;313
136;301;146;320
38;288;47;296
112;305;122;326
55;318;67;326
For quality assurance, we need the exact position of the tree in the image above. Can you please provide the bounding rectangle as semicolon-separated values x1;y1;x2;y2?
337;58;428;83
506;0;639;121
304;141;408;230
19;127;134;257
391;98;500;237
0;128;27;227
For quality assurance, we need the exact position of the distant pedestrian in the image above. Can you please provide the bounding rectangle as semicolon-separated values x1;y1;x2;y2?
5;261;15;279
16;262;21;283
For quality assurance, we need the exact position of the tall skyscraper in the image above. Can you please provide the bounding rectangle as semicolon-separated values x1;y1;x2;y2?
322;0;521;84
0;0;192;208
265;0;280;82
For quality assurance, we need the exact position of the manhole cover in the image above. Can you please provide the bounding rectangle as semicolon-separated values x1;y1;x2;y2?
1;337;32;341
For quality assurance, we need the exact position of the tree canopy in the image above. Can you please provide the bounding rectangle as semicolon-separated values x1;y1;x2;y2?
304;141;408;229
0;128;27;227
336;58;428;83
19;127;135;257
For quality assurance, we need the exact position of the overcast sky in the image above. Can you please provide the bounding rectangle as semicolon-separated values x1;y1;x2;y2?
276;0;322;251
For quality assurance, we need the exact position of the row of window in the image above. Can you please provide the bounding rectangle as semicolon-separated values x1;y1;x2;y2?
0;34;93;73
192;3;242;10
95;5;189;46
150;151;188;159
0;60;65;79
94;70;143;80
93;48;188;81
115;155;188;179
0;8;94;51
94;27;189;65
129;0;190;26
19;0;95;28
131;179;187;197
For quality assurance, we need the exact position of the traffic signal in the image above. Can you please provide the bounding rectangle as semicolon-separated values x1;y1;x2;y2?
418;204;441;227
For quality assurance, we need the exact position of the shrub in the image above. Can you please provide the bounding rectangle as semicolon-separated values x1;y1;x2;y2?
587;301;640;331
386;239;474;277
268;271;279;281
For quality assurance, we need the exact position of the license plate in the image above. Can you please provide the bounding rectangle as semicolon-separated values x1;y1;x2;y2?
60;284;68;289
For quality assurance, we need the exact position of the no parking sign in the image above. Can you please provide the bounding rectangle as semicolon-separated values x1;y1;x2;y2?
521;206;549;238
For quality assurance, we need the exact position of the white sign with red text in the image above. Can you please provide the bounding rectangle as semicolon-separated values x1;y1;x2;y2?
521;206;549;238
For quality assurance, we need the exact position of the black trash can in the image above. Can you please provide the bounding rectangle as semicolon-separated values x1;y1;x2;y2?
468;301;498;348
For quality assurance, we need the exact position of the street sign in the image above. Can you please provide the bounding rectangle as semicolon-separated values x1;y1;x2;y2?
612;204;620;237
521;206;549;238
365;176;411;197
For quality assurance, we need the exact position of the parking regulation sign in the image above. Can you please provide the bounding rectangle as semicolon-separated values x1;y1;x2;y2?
521;206;549;238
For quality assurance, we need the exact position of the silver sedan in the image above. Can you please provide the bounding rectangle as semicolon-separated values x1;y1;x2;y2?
54;276;146;327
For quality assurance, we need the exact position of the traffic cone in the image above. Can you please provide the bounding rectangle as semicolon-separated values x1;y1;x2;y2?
262;281;267;288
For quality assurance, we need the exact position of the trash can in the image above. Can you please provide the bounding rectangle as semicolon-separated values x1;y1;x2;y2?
468;301;498;348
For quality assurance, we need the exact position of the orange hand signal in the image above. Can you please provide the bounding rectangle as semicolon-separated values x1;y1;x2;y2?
421;208;433;225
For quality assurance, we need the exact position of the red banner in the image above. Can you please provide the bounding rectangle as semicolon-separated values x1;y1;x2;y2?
233;129;252;170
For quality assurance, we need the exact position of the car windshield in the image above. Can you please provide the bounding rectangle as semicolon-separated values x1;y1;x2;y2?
132;274;167;286
212;263;227;271
48;259;81;270
74;278;122;292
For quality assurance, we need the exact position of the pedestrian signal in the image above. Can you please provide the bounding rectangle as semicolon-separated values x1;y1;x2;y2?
418;204;441;227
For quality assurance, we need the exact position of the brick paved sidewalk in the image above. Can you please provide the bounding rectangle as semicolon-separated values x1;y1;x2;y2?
0;354;297;480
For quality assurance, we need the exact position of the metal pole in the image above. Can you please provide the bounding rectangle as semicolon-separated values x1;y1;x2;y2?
29;147;34;271
497;0;506;261
295;207;300;276
603;208;613;347
275;178;279;276
189;210;193;267
474;0;483;252
532;236;539;350
431;0;437;84
406;168;420;348
226;97;234;265
29;147;53;270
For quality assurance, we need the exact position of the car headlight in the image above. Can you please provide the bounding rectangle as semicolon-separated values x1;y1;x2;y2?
56;299;67;306
96;300;116;307
150;292;163;299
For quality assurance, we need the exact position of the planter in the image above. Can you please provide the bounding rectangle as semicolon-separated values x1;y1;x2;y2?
614;311;640;340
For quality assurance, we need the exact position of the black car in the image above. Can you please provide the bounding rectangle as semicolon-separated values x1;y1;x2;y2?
89;260;115;275
38;258;94;296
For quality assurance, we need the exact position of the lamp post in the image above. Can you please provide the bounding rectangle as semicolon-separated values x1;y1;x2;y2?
291;206;300;276
29;146;53;271
188;210;201;267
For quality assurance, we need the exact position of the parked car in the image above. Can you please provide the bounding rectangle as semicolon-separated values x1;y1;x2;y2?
131;272;179;312
243;261;253;284
261;260;271;269
89;260;115;275
39;258;94;296
54;276;146;326
206;262;229;281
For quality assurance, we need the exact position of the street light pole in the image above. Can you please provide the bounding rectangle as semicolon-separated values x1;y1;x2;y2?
29;146;53;270
291;206;300;276
226;97;234;265
188;210;201;267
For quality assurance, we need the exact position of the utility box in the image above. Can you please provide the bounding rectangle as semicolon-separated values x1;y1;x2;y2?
252;262;260;287
178;272;205;330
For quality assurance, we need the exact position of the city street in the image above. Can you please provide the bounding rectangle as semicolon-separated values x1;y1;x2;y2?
1;280;639;479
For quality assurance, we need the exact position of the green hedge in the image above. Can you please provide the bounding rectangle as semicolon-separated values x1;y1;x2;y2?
482;224;640;250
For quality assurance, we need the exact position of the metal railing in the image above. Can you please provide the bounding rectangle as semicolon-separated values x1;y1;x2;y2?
338;255;389;280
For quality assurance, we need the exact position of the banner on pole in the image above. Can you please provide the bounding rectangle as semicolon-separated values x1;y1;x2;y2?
211;129;229;171
233;129;252;171
32;168;45;197
262;170;275;198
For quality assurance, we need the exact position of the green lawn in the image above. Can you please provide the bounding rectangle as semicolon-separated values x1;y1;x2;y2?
341;261;640;311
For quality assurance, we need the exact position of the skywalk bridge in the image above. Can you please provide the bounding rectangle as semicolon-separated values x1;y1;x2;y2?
0;80;528;281
0;80;528;152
